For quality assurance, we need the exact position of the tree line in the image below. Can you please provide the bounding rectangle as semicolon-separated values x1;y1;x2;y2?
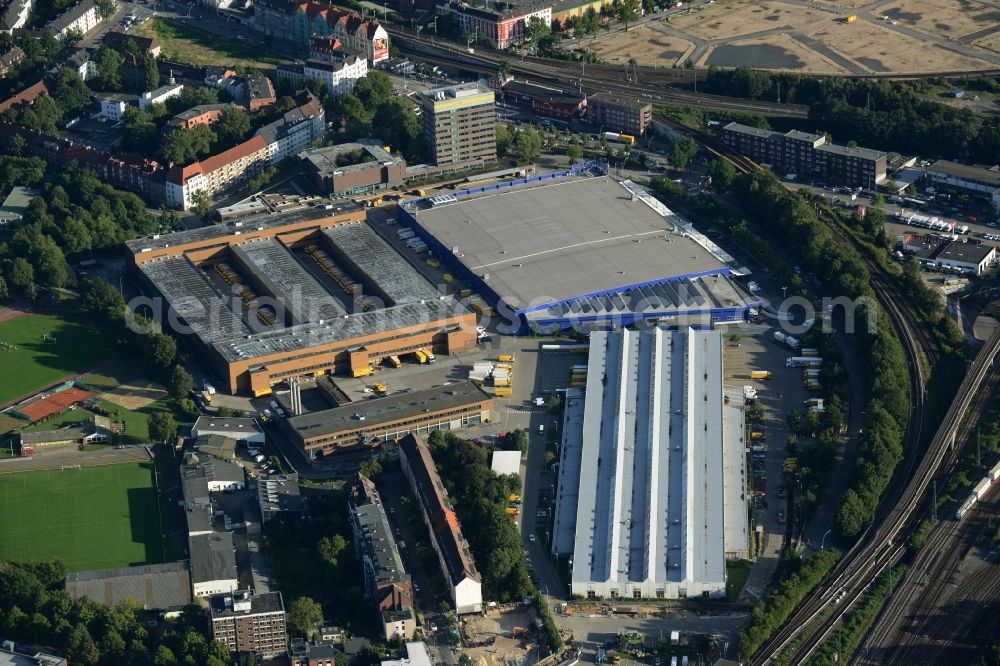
701;68;1000;164
0;560;233;665
428;431;563;650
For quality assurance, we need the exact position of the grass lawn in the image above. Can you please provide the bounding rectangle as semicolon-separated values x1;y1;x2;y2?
99;397;175;442
0;314;115;406
0;462;167;571
0;412;26;435
137;18;289;71
727;559;752;601
22;407;92;432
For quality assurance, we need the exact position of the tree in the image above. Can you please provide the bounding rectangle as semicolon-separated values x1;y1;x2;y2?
566;140;582;164
163;125;217;166
169;366;194;400
318;534;348;567
359;455;382;478
63;27;84;45
66;624;100;665
616;0;641;30
459;654;473;666
122;106;157;151
147;332;177;371
354;71;394;112
288;597;323;640
191;189;212;219
668;135;697;170
0;276;8;300
52;67;90;113
499;59;511;78
96;0;115;18
512;128;542;162
708;158;737;190
95;46;122;90
496;123;512;157
525;16;551;46
371;97;422;159
148;411;177;443
81;277;126;317
215;106;251;149
8;257;34;290
141;52;159;91
19;94;63;134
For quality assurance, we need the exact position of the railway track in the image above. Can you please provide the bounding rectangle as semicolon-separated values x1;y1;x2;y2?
388;28;810;117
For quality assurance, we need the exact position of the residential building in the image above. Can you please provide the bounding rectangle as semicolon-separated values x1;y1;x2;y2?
255;89;325;164
139;82;184;110
204;65;237;87
288;382;493;457
0;185;37;229
245;75;276;111
103;30;161;57
552;327;748;599
165;135;271;209
417;81;496;167
290;640;338;666
0;43;24;76
209;590;288;659
192;416;266;446
381;643;433;666
550;0;614;26
0;78;49;112
65;48;97;81
276;53;367;98
721;122;887;189
99;94;134;121
926;160;1000;209
189;532;239;597
65;562;193;610
348;473;417;641
0;0;34;33
0;644;65;666
499;79;586;120
251;0;389;63
398;434;482;614
586;93;651;136
47;0;102;40
258;473;303;526
301;139;406;197
440;0;552;49
168;103;236;130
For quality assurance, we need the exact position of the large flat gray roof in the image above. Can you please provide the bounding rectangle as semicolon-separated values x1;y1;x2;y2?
189;532;237;584
65;562;192;610
289;381;490;441
406;175;737;312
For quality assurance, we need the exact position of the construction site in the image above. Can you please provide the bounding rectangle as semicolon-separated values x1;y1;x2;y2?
126;194;477;395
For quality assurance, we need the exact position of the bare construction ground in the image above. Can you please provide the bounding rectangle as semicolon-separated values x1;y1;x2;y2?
461;609;541;666
584;0;1000;74
587;25;695;65
100;379;166;411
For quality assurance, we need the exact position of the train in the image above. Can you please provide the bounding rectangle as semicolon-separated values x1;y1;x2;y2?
955;458;1000;519
603;132;636;145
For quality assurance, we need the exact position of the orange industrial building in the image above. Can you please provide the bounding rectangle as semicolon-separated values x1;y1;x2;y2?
127;196;477;395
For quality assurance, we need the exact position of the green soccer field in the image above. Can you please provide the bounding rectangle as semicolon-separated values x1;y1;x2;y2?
0;314;115;406
0;462;165;571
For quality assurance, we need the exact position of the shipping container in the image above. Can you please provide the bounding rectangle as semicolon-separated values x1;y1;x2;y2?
772;331;787;344
496;387;513;397
603;131;621;142
974;477;991;500
990;460;1000;482
787;357;822;368
800;348;819;357
750;370;772;380
785;335;801;350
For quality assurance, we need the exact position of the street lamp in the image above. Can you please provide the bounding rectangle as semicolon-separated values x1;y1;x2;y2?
383;2;388;20
781;285;787;300
820;529;831;549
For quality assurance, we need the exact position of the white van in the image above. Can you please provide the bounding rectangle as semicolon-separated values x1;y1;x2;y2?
538;424;545;435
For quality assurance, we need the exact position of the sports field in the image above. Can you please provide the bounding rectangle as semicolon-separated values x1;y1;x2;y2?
0;462;164;571
0;314;115;406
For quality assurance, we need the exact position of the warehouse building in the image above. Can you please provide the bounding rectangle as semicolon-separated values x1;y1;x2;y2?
899;233;996;275
551;327;747;599
417;81;496;167
348;473;417;640
65;562;193;611
398;164;757;333
301;139;407;196
189;532;239;598
925;160;1000;209
399;434;482;614
286;382;493;458
258;473;303;526
498;79;586;120
722;122;887;189
127;197;476;395
192;416;265;446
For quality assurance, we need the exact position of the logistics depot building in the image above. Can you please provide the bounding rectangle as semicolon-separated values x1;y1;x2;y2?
552;327;748;599
127;197;476;395
397;163;759;333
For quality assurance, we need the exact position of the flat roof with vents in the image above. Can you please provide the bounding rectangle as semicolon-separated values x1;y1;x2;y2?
400;170;757;331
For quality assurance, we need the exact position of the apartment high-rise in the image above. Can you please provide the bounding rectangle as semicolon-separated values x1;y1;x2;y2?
210;590;287;659
418;81;496;167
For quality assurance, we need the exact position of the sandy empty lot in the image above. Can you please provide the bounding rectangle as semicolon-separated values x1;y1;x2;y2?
588;25;695;65
972;31;1000;54
101;379;166;410
878;0;999;40
671;1;834;40
812;19;994;73
701;32;849;73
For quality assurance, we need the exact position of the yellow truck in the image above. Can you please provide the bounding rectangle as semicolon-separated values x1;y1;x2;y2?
845;13;857;22
253;386;272;398
420;348;436;363
352;366;375;378
750;431;766;441
385;355;401;368
413;349;428;364
496;387;513;397
499;354;516;363
750;370;772;380
373;383;389;396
